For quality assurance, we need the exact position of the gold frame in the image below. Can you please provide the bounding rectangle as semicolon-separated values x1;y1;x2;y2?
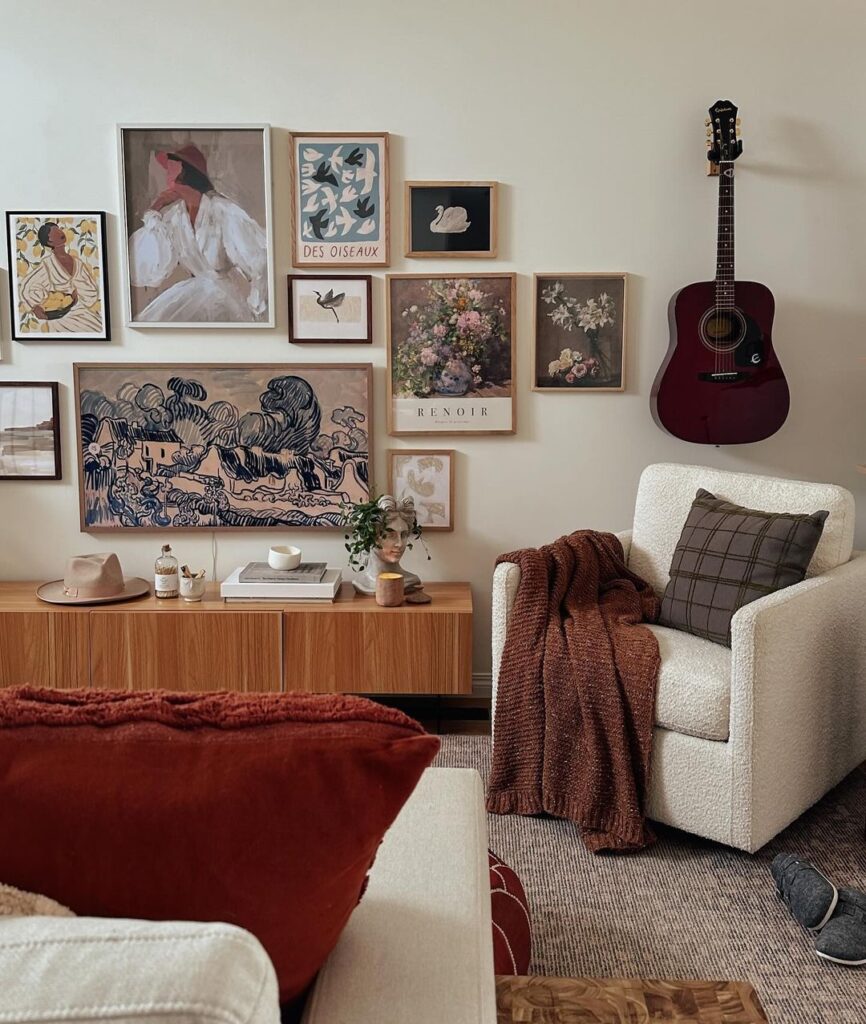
532;272;628;393
388;448;455;532
404;180;498;259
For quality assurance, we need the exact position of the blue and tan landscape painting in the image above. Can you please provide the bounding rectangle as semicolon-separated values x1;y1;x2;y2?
77;365;370;529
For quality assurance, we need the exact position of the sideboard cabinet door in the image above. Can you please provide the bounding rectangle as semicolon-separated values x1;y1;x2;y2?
89;610;283;692
0;611;90;689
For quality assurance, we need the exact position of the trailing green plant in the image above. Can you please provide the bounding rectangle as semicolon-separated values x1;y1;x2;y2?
341;495;427;571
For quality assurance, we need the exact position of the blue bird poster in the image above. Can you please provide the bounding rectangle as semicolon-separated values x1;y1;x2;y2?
290;133;390;267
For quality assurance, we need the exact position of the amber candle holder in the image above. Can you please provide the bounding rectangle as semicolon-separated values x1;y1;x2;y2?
376;572;404;607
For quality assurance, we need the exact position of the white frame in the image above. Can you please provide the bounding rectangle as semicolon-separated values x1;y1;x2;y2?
116;123;275;329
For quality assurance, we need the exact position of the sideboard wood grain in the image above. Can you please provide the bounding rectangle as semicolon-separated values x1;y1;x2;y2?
0;582;472;695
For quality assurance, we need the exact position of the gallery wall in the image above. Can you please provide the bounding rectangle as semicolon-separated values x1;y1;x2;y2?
2;0;865;678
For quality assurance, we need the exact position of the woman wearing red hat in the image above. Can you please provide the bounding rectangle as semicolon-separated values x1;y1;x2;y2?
128;144;268;323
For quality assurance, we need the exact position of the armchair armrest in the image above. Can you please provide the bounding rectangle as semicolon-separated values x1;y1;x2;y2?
728;551;866;850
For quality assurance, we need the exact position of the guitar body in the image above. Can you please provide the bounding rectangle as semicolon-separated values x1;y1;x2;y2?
651;280;789;445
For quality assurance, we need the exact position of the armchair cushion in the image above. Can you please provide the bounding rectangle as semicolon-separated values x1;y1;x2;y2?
658;488;828;645
629;464;854;595
649;624;731;742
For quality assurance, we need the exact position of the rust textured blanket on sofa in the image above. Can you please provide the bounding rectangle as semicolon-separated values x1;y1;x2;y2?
0;687;439;1007
487;530;661;852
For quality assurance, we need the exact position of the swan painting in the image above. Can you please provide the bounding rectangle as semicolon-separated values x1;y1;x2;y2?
430;205;471;233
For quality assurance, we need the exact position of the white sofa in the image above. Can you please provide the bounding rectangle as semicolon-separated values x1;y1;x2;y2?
0;768;496;1024
492;463;866;853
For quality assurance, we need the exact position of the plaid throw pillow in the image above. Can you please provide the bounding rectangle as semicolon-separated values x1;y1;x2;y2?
659;489;828;646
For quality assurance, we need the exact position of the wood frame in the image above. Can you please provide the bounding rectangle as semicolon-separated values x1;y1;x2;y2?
6;211;111;341
289;131;391;268
287;274;373;344
386;272;517;436
532;272;628;393
116;124;275;328
73;362;373;532
0;381;62;480
388;448;455;531
404;180;498;259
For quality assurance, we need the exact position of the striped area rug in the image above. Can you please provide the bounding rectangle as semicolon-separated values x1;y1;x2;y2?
435;736;866;1024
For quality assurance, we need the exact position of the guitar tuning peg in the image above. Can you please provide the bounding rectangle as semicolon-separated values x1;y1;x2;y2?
736;117;742;125
706;128;712;137
705;118;711;126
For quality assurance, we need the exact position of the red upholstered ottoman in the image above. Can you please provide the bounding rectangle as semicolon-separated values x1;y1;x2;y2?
489;850;532;974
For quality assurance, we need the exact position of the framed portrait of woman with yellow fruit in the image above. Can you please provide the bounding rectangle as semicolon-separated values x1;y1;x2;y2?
6;212;110;341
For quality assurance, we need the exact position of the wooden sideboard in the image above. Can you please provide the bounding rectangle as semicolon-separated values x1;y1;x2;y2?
0;582;473;695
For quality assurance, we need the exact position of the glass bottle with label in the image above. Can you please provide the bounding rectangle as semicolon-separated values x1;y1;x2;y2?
154;544;179;599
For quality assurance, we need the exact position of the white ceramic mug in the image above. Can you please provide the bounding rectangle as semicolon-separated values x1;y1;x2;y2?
179;575;206;603
268;545;302;571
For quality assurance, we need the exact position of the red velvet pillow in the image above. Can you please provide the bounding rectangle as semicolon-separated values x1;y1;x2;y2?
0;687;439;1006
489;850;532;974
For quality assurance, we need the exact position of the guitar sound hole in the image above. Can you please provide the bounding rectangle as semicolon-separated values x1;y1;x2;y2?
699;308;746;353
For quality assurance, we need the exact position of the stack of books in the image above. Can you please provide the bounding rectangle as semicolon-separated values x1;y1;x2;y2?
221;562;343;602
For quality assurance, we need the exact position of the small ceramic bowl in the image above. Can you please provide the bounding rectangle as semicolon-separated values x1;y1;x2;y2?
268;545;302;571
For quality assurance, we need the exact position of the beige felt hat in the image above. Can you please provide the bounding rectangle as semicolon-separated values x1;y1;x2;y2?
37;552;150;605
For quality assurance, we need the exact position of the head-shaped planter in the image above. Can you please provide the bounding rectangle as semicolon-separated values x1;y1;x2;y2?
353;495;423;596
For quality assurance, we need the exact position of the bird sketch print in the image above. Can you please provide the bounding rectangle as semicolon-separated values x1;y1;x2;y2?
76;364;371;530
314;288;345;321
292;135;389;266
288;275;372;343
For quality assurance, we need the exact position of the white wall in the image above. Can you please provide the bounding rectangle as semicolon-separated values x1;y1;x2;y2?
2;0;864;676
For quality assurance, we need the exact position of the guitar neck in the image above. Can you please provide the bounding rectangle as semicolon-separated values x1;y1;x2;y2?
715;162;735;308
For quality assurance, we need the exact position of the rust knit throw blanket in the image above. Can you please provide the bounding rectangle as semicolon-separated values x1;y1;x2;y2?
487;530;661;853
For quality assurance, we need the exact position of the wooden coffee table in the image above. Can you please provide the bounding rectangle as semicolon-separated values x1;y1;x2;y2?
496;975;769;1023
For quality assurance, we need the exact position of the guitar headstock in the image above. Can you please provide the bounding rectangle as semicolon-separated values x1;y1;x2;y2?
705;99;743;163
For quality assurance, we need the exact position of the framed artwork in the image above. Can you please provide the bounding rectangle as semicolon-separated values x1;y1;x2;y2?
287;275;372;344
389;449;454;531
74;363;371;531
404;181;497;258
387;273;516;435
6;212;110;340
0;382;61;480
290;132;390;267
533;273;628;391
117;124;275;328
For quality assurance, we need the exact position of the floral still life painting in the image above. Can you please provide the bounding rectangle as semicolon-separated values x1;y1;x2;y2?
390;449;454;530
75;364;371;531
7;213;109;341
387;274;515;434
534;274;627;391
291;133;389;267
118;125;274;327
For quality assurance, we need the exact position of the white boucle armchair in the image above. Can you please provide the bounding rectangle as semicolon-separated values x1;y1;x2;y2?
491;463;866;853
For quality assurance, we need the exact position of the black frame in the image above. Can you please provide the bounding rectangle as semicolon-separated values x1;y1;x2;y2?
5;211;111;341
0;381;62;480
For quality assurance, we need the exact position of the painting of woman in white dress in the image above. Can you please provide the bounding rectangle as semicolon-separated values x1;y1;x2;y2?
7;212;110;340
119;126;274;328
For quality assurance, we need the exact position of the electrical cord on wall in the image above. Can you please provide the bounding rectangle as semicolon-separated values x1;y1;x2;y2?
211;532;218;585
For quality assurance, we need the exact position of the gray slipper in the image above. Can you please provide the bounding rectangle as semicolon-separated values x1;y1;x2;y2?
771;852;838;931
816;889;866;966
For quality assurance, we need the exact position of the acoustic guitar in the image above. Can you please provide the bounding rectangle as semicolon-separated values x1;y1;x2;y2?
651;100;789;445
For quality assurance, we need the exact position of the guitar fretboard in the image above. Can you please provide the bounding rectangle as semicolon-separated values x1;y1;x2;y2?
716;162;735;308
